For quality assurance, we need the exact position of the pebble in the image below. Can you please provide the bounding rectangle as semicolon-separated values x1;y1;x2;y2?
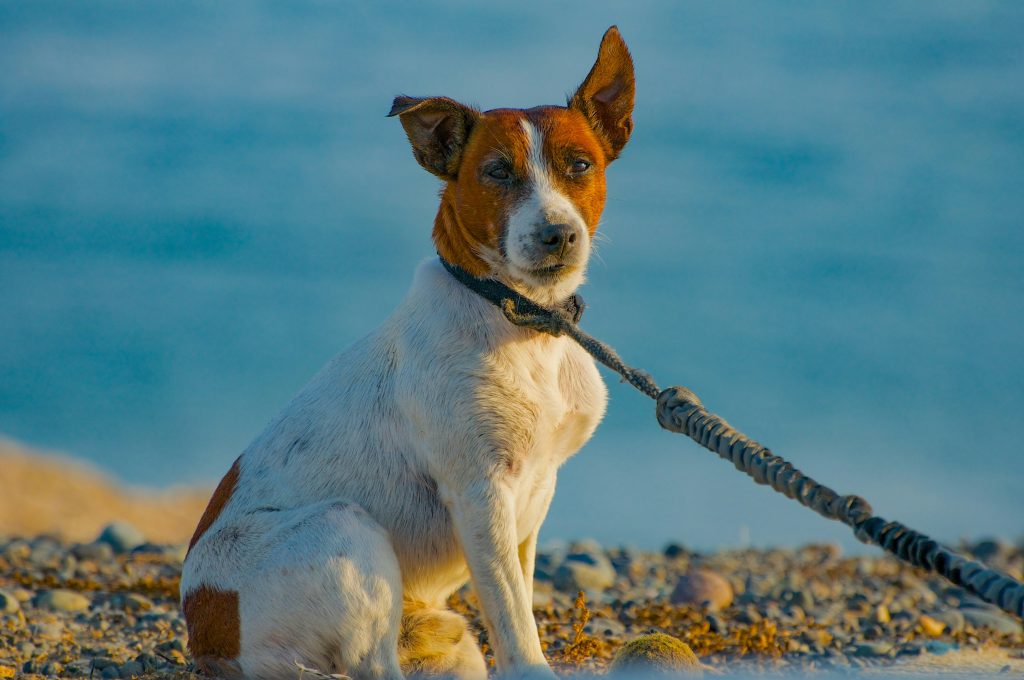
706;614;727;634
112;592;154;612
40;662;62;676
553;550;616;593
670;569;733;612
930;608;965;634
959;605;1022;635
971;538;1011;562
30;621;65;641
0;590;20;613
71;541;115;562
924;640;959;656
36;588;90;611
119;660;145;678
663;543;688;559
97;521;145;554
918;614;946;637
852;641;893;657
800;629;832;647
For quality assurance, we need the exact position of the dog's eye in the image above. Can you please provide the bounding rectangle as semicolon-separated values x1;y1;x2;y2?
569;159;591;175
486;165;512;181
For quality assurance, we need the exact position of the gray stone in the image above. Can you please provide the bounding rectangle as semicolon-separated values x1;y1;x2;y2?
71;541;115;562
852;642;893;657
102;665;121;679
0;589;20;613
30;621;64;640
787;589;814;610
924;641;959;656
97;521;145;554
552;551;616;593
41;662;64;676
959;606;1021;635
670;569;733;612
736;607;762;624
112;592;153;612
134;654;161;673
931;609;965;634
2;540;30;561
970;538;1011;562
156;638;186;654
36;588;91;611
663;543;688;559
119;661;145;678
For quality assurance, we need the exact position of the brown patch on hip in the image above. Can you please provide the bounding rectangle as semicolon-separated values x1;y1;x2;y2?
187;455;242;553
183;585;241;661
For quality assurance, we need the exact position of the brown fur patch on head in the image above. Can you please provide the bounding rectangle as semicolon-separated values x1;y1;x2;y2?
187;455;241;553
432;108;529;275
433;106;610;274
182;585;241;662
528;106;609;235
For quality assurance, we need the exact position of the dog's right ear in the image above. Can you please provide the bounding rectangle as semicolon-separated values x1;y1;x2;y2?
388;96;480;181
570;26;635;161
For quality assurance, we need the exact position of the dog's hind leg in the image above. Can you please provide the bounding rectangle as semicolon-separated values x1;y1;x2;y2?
182;500;405;680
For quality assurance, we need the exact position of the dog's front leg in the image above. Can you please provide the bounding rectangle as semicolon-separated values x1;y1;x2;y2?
445;479;553;679
518;531;538;606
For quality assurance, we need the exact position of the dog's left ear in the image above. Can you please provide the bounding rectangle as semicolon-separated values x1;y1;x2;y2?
388;95;479;181
569;26;636;161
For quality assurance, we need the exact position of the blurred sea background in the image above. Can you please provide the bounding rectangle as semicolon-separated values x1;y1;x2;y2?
1;1;1022;551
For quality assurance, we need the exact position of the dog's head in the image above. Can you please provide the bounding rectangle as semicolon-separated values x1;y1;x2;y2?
390;26;635;303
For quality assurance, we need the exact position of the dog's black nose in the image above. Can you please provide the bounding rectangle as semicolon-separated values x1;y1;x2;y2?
539;223;577;256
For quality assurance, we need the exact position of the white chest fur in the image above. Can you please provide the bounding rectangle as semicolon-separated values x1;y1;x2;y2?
392;260;608;543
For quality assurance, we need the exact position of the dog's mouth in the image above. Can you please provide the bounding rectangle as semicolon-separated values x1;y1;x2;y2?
525;262;583;282
531;263;569;277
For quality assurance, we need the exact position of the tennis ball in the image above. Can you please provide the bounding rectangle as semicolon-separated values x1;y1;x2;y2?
609;632;703;676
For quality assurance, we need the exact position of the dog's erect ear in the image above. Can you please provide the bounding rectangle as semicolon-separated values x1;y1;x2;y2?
569;26;635;161
388;96;480;181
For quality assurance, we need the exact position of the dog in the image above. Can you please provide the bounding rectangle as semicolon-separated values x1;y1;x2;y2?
180;26;635;680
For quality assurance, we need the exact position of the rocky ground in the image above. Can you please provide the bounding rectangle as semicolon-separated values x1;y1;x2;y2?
1;526;1022;679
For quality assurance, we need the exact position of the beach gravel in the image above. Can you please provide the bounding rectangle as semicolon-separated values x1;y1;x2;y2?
0;533;1022;678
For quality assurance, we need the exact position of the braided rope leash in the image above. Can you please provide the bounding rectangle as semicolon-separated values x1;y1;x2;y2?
441;258;1024;622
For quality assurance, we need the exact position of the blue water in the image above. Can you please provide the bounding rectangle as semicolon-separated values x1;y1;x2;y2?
2;2;1022;551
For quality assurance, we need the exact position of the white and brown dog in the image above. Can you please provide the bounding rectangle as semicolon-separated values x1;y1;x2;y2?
181;26;635;680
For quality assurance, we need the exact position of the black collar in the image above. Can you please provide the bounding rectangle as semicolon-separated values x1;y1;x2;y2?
439;257;585;327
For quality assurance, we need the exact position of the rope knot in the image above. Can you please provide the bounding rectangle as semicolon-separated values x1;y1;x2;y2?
500;298;571;336
656;386;704;434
